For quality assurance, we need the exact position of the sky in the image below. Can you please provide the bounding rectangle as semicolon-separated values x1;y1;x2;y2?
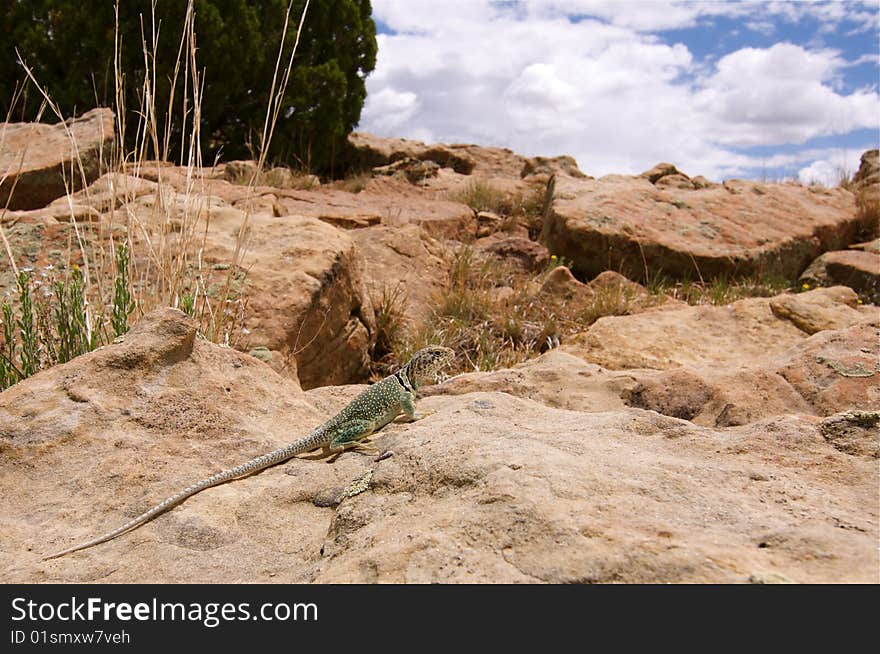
357;0;880;184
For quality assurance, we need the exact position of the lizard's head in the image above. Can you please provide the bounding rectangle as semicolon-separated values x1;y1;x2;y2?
403;346;455;388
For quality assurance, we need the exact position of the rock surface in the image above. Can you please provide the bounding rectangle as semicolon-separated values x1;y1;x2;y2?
1;309;876;583
543;173;870;281
0;108;114;210
563;286;872;370
800;249;879;303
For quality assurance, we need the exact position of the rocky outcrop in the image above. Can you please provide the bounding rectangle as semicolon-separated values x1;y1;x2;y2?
853;149;879;190
339;132;477;175
0;108;114;210
800;249;879;303
543;172;868;282
352;224;449;324
521;155;587;179
563;286;873;370
1;309;876;583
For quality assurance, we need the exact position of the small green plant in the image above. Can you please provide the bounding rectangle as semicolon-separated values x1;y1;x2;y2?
181;292;196;317
0;302;19;388
0;262;139;391
542;254;573;274
16;271;39;377
111;243;134;337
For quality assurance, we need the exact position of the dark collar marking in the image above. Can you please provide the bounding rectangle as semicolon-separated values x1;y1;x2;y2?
395;370;415;394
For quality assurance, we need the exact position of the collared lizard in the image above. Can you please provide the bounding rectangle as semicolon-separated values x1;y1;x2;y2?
43;345;455;560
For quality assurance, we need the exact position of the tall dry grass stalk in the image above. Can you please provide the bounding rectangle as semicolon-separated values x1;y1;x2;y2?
0;0;310;387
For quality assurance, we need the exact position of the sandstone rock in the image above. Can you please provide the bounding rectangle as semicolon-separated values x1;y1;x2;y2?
640;162;687;184
563;287;871;371
474;233;550;272
540;265;587;298
819;411;879;459
340;132;476;174
853;149;879;189
521;155;587;179
576;290;878;426
372;157;440;184
776;320;879;417
275;186;474;239
0;108;114;210
800;250;879;302
691;175;717;189
849;238;880;253
769;286;863;334
352;224;449;325
543;174;867;281
655;173;695;190
1;322;876;583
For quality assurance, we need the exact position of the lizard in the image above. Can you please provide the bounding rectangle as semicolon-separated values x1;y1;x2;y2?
43;345;455;560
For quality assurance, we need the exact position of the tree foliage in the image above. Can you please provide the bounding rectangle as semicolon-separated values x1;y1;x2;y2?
0;0;377;173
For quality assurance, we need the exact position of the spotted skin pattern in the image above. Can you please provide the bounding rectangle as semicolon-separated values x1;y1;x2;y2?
43;346;455;560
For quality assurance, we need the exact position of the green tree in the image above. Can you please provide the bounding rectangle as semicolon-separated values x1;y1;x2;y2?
1;0;376;173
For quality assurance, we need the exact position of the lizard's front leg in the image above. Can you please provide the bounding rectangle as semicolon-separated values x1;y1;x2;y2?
399;393;435;422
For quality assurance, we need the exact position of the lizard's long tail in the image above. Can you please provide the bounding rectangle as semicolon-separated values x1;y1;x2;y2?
43;436;316;561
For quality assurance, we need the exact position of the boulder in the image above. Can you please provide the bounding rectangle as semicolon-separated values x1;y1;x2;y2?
0;108;114;210
521;155;587;179
853;149;879;189
563;286;872;371
769;286;863;334
543;174;868;281
340;132;476;175
114;187;376;389
352;224;449;325
1;318;876;583
800;250;879;303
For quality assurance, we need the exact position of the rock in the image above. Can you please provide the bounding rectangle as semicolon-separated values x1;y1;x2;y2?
655;174;695;190
340;132;476;175
540;265;587;297
2;331;876;582
474;234;550;272
521;155;587;179
275;185;474;240
852;149;879;189
800;251;880;303
690;175;717;189
475;210;502;238
615;306;878;426
372;157;440;184
776;320;879;416
543;174;868;281
563;286;872;371
423;348;633;413
0;108;114;210
640;162;687;184
623;368;715;420
564;296;797;370
769;286;863;334
351;224;448;324
818;411;879;459
849;238;880;253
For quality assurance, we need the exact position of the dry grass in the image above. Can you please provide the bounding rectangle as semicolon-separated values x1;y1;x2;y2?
647;272;794;306
0;0;310;387
449;178;548;238
331;170;372;194
378;248;652;376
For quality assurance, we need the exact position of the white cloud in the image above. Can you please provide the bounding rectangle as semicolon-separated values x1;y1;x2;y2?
360;1;880;180
796;148;867;186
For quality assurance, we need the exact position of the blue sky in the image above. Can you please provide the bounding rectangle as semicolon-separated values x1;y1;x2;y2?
359;1;879;183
